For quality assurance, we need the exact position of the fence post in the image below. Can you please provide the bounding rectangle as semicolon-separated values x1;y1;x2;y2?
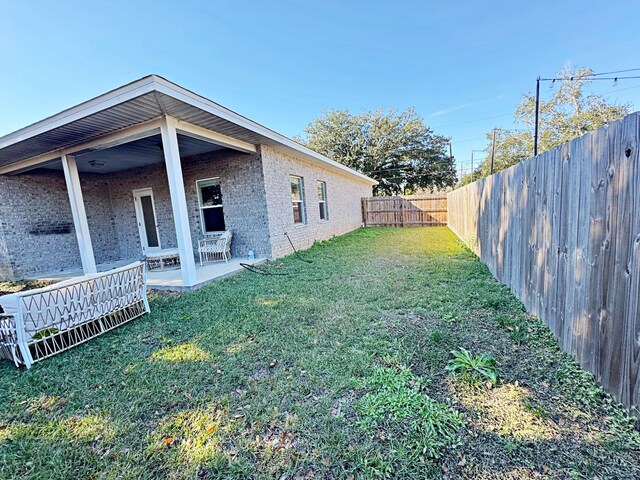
361;198;367;226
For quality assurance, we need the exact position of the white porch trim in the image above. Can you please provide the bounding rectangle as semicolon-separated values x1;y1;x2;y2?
173;119;256;154
160;117;197;286
0;118;164;175
61;154;97;274
0;75;376;185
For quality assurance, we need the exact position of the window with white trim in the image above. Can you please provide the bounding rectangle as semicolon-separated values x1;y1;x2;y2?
317;181;328;220
197;178;226;233
290;175;306;224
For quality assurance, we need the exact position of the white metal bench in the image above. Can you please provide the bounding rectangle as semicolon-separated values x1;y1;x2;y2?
0;262;149;368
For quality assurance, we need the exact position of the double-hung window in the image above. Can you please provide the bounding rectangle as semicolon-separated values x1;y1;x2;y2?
317;181;328;220
290;175;306;224
197;178;226;233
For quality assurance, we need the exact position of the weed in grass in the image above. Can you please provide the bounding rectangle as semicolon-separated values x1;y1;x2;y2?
524;400;551;420
447;348;499;386
354;364;463;460
495;313;529;344
482;294;509;311
508;325;528;345
430;329;444;343
503;438;519;453
495;314;513;329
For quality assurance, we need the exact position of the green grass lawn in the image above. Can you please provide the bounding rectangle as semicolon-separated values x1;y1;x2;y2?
1;227;638;479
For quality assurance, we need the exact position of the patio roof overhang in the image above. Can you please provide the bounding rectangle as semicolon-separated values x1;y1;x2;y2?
0;75;377;185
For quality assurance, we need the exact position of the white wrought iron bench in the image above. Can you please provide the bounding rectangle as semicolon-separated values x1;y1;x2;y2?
0;262;149;368
198;230;233;266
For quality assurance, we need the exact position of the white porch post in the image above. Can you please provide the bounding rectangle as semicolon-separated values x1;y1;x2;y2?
160;117;198;286
61;154;97;274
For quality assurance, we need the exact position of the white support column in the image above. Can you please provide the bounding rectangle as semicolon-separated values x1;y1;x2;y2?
160;117;197;286
61;154;97;274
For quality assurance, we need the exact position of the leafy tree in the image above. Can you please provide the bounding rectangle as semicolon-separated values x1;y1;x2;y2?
296;107;456;196
476;66;630;178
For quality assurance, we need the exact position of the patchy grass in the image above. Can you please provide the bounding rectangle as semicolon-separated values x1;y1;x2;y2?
354;363;463;468
0;227;638;479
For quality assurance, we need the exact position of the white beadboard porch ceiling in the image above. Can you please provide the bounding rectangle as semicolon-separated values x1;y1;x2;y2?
0;75;376;184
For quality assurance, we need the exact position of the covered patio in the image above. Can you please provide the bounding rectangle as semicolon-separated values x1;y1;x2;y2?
4;118;262;290
15;125;271;291
0;76;280;290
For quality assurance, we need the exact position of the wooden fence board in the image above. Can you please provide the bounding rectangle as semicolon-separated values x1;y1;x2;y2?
447;112;640;409
362;195;447;227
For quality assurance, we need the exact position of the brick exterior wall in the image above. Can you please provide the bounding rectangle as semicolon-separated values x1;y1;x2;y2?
260;145;372;258
99;148;271;261
82;174;121;265
0;215;14;280
182;150;271;258
0;145;372;281
0;170;124;278
0;170;81;278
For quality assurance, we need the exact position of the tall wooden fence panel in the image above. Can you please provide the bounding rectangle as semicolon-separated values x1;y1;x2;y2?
447;112;640;409
362;195;447;227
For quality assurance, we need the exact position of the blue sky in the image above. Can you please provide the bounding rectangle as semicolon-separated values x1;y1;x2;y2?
2;0;640;176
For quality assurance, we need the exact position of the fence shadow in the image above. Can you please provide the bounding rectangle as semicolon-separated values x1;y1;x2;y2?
447;112;640;409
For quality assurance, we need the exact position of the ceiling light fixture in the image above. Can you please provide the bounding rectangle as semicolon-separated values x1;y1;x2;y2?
88;160;106;169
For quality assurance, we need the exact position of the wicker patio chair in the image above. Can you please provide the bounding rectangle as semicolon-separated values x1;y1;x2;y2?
198;229;233;265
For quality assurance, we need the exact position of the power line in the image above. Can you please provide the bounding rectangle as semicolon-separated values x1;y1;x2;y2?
431;112;512;129
366;164;455;174
541;75;640;82
600;83;640;96
452;136;488;144
591;67;640;76
534;68;640;155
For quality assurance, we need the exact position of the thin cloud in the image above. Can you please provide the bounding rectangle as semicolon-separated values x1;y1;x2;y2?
427;94;507;118
429;103;476;117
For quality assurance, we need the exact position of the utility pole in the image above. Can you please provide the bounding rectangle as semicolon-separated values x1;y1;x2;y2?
471;150;474;182
470;149;484;182
490;128;497;175
449;141;458;182
534;76;540;157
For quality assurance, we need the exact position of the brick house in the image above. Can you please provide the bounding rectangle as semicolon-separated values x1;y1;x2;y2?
0;76;375;289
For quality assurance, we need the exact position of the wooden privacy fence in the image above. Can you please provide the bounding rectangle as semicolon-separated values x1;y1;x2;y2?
447;112;640;409
362;195;447;227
